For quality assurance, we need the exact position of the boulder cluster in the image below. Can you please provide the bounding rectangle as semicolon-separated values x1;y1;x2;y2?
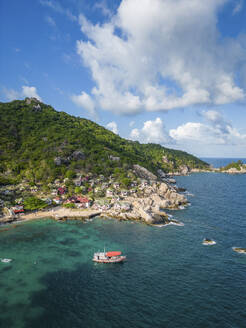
102;181;188;224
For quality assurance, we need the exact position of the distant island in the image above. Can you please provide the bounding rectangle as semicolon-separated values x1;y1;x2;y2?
219;160;246;174
0;98;210;226
191;160;246;174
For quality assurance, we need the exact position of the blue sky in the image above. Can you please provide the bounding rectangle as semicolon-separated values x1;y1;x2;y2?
1;0;246;157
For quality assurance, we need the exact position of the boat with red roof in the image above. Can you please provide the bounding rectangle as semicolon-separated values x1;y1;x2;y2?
93;250;126;263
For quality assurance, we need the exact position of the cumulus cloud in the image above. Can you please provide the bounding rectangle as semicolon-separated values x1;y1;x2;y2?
76;0;246;115
201;109;231;134
22;86;42;101
233;0;243;15
2;87;20;101
71;91;96;117
170;111;246;145
130;128;140;139
2;85;42;101
93;0;112;17
106;121;118;134
130;117;172;144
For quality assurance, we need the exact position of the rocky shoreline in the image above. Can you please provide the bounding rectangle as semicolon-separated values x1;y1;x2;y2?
2;160;245;228
0;178;188;226
100;181;188;224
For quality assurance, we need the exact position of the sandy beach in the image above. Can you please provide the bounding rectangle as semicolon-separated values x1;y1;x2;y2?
1;207;101;224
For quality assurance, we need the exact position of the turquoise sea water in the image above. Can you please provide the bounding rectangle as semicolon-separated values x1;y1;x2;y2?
1;171;246;328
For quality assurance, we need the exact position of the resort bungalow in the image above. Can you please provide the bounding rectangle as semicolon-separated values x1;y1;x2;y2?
53;197;63;205
141;180;148;187
109;155;120;161
57;187;66;195
101;183;109;190
51;189;57;196
113;182;120;189
120;190;129;197
76;196;91;208
11;205;24;214
42;198;53;205
81;176;89;182
106;189;114;197
74;178;82;187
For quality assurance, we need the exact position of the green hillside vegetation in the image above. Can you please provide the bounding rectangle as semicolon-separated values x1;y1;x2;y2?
220;160;244;171
0;98;209;186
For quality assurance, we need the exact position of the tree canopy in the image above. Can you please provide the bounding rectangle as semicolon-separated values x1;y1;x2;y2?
0;98;209;185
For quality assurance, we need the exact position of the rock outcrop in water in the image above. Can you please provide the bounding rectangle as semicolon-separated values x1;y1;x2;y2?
202;238;216;246
232;247;246;254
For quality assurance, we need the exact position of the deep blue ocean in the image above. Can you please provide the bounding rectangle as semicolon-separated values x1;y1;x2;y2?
0;159;246;328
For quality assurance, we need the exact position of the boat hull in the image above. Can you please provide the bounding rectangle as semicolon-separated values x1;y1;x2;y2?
93;256;126;263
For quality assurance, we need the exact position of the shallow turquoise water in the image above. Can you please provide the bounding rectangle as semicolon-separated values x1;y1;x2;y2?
0;172;246;328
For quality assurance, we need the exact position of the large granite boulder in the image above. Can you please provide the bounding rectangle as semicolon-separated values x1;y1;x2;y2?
71;150;85;160
54;157;62;166
179;165;190;175
133;165;157;181
157;169;166;179
158;182;168;196
33;104;42;111
54;156;70;165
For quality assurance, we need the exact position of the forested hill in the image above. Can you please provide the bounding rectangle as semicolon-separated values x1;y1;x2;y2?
0;98;208;184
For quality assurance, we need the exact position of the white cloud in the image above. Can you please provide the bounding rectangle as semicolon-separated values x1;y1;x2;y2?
130;128;140;139
201;109;232;134
71;91;96;117
22;86;42;101
170;111;246;146
76;0;246;115
130;117;172;144
40;0;77;22
93;1;112;17
170;122;225;144
2;87;20;101
214;75;244;104
106;121;118;134
129;120;135;127
2;85;42;101
233;0;243;14
45;15;56;27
